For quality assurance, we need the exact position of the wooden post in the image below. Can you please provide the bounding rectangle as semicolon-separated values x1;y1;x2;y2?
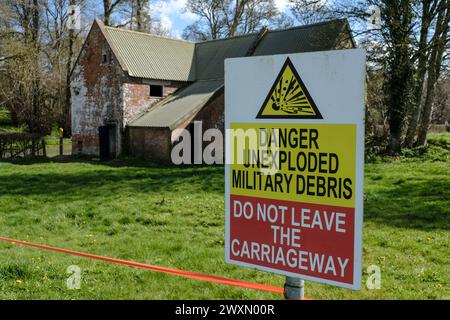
42;139;46;157
31;138;36;156
59;128;64;156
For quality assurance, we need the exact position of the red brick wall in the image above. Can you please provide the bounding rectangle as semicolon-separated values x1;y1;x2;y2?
190;92;224;133
71;21;187;158
188;93;225;162
71;22;126;156
173;92;224;135
127;127;172;162
128;92;225;164
123;80;185;125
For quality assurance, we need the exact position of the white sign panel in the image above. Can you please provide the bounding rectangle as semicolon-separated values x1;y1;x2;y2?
224;49;366;290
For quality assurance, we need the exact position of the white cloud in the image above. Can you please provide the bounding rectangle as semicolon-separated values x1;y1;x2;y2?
274;0;290;12
151;0;290;39
159;14;173;30
151;0;199;37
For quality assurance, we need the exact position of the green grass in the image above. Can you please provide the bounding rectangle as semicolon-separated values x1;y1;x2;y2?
0;147;449;299
0;108;26;134
427;132;450;150
0;110;72;155
44;126;72;146
0;107;10;124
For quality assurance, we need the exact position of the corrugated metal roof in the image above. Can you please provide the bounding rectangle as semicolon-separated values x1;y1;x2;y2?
100;19;352;129
194;34;258;80
129;80;223;129
100;19;349;82
253;19;347;56
104;26;196;82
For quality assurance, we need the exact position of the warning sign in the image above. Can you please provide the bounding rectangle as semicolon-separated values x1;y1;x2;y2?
257;58;322;119
229;124;356;208
225;50;366;290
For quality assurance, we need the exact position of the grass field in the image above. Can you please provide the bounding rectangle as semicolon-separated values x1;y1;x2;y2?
0;139;449;299
0;108;72;157
0;108;26;134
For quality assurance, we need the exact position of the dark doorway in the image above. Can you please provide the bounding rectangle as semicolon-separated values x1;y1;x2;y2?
108;123;117;159
99;124;117;161
99;126;110;161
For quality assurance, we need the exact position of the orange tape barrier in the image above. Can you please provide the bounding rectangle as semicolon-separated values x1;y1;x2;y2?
0;236;285;295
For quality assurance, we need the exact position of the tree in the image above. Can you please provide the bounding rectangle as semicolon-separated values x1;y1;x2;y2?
8;0;43;133
333;0;449;153
183;0;226;40
416;0;450;145
0;0;88;135
382;0;415;154
108;0;170;35
64;0;78;135
431;74;450;124
222;0;279;36
102;0;125;26
114;0;151;31
183;0;289;41
131;0;147;31
404;0;439;147
289;0;333;25
39;0;86;135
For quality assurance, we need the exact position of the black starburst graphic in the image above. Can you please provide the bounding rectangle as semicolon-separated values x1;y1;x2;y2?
270;75;315;114
257;57;323;119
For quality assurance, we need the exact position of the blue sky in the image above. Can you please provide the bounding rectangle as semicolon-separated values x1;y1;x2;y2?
82;0;297;39
80;0;375;42
150;0;291;39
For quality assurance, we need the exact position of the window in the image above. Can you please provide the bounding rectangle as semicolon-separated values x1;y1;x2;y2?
150;85;163;97
101;48;110;65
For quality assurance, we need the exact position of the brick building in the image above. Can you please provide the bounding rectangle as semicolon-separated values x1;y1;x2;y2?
71;19;355;162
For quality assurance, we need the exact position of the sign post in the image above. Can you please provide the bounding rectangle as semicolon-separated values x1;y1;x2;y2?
284;277;304;300
225;49;366;292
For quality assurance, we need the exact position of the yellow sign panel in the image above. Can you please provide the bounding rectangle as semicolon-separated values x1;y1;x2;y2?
257;58;322;119
229;123;356;208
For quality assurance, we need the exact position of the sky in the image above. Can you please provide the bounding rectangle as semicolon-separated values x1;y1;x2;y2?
150;0;291;39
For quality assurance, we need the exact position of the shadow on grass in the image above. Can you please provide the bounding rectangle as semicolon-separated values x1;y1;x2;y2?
1;156;448;231
1;155;208;169
0;157;225;200
364;178;449;231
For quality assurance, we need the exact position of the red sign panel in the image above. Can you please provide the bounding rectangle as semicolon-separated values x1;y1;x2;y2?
229;195;355;284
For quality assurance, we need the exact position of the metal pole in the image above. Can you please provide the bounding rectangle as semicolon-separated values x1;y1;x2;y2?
59;136;63;156
284;277;304;300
